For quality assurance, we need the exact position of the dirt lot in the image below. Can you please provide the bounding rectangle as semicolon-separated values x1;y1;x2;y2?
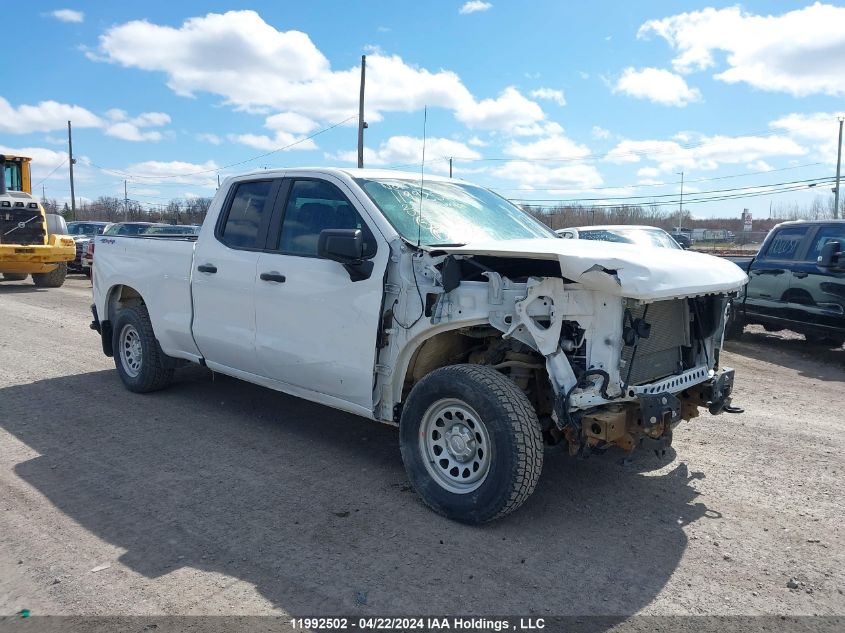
1;277;843;619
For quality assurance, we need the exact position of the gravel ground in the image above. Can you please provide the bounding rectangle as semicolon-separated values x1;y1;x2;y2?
1;277;843;619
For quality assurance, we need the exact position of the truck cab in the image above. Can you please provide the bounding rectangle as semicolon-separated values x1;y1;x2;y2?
0;155;75;287
727;220;845;346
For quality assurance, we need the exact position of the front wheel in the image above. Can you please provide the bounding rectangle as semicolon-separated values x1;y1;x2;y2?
400;364;544;524
112;303;174;393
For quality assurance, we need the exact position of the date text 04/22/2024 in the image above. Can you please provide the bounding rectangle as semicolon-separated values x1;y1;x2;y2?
289;617;546;630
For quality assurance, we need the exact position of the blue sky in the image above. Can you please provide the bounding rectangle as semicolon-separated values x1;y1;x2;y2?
4;1;845;218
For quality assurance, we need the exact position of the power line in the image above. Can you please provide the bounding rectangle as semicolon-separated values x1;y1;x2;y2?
493;162;825;192
507;176;834;203
88;114;358;181
33;157;69;188
517;180;835;209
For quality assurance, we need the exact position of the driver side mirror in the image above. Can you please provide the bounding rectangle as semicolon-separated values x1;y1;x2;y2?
317;229;373;282
817;240;844;271
318;228;362;262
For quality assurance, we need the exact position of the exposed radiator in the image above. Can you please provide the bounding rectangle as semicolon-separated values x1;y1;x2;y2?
621;299;690;386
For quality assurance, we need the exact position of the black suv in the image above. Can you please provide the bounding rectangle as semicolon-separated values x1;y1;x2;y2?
726;220;845;346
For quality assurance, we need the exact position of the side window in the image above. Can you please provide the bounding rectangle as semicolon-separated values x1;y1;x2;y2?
807;226;845;262
277;179;376;258
763;227;808;260
219;180;274;249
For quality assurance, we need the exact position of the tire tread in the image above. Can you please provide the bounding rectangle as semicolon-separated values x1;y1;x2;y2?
401;364;543;523
114;303;174;393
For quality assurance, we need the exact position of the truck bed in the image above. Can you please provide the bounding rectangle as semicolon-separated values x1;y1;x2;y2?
93;235;200;360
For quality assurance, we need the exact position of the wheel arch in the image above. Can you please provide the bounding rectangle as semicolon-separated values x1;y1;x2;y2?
389;320;488;410
100;284;146;357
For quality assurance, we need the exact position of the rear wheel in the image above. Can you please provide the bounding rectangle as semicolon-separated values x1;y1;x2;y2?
1;273;29;281
112;303;174;393
400;364;543;524
31;263;67;288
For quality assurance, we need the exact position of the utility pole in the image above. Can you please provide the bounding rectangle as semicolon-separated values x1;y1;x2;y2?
124;180;129;215
677;171;684;231
67;120;76;216
357;55;367;168
834;117;843;220
449;157;453;178
42;185;46;201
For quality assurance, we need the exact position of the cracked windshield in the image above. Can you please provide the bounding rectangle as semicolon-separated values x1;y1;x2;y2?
357;178;555;246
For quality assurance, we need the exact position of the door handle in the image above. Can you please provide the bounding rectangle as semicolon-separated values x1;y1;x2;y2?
260;271;286;283
197;264;217;273
793;272;808;278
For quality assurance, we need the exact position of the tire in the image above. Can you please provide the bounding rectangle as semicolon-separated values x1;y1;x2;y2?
400;364;543;524
31;263;67;288
724;299;743;339
2;273;29;281
111;302;174;393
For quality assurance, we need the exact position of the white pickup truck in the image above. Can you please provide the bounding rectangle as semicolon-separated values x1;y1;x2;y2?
91;168;747;523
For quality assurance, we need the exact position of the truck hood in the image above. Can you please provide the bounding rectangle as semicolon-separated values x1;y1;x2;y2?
437;238;749;301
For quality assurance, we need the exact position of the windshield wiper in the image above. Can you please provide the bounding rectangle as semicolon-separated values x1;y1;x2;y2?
428;242;466;247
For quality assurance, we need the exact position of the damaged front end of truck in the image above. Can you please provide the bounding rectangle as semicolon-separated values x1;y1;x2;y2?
374;237;748;458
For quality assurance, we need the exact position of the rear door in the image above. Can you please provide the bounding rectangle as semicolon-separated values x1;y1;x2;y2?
191;177;281;374
745;226;809;321
788;224;845;331
253;176;388;410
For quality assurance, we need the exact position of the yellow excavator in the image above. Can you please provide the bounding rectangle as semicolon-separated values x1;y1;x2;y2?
0;154;75;287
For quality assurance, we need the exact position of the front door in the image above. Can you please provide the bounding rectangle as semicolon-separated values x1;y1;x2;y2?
788;224;845;331
745;225;809;321
254;177;388;410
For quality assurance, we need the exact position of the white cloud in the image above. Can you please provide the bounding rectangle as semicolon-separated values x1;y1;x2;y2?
467;136;488;147
124;159;220;189
605;133;806;173
103;109;171;142
637;167;661;179
196;133;222;145
613;67;701;107
327;136;481;174
229;111;319;151
639;3;845;97
530;88;566;106
770;111;845;165
459;1;493;15
50;9;84;23
746;160;773;172
490;161;603;191
92;11;544;133
504;130;591;161
455;86;544;132
0;98;101;134
0;146;69;183
592;126;611;140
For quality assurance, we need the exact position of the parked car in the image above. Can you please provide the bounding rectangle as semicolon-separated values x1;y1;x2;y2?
83;222;169;274
66;221;110;273
670;232;694;249
141;224;201;236
556;225;682;249
91;168;746;523
725;220;845;346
